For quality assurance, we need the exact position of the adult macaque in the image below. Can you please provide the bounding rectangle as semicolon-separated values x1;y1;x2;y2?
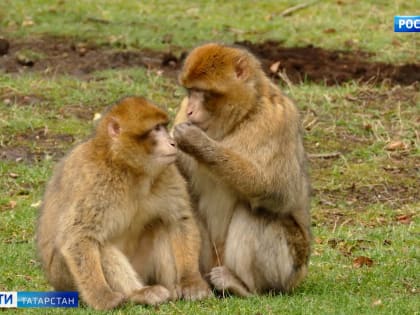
173;43;311;296
37;96;211;310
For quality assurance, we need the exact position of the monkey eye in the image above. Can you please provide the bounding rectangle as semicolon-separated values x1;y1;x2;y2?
153;123;168;132
154;124;163;132
135;132;150;141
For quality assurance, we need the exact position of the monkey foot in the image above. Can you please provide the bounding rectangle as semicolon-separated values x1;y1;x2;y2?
129;285;171;306
178;278;213;301
209;266;252;297
90;290;125;310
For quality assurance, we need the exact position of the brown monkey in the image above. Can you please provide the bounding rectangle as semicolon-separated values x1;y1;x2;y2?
173;43;311;297
36;96;211;310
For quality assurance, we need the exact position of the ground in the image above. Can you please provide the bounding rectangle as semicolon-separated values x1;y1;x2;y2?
0;1;418;314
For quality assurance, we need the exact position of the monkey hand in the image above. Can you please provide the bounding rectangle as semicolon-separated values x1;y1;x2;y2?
177;276;213;301
129;285;171;306
173;122;213;157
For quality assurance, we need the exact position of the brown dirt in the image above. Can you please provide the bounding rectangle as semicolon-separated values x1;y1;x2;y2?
236;40;420;85
1;36;419;85
0;127;75;163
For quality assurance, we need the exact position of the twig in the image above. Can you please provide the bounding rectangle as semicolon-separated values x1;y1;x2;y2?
280;1;318;17
212;242;225;298
277;70;294;91
86;17;111;24
304;117;318;130
308;152;342;159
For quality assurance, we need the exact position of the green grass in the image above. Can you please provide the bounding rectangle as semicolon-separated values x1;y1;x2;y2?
0;0;419;314
1;0;419;62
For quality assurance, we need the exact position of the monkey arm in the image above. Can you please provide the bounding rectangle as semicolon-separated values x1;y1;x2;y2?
169;213;211;299
170;215;201;279
174;123;268;198
60;236;122;306
175;149;197;180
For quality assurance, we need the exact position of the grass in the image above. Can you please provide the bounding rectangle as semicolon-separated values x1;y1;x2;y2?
0;1;419;314
1;0;419;62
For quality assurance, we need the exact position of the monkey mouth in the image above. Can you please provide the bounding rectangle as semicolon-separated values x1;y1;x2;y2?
161;153;177;161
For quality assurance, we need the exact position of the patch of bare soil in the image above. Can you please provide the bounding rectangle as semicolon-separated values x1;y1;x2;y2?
236;40;420;85
1;37;419;85
0;36;177;78
0;127;75;163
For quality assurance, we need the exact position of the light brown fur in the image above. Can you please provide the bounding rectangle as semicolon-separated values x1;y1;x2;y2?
37;96;211;310
173;43;311;296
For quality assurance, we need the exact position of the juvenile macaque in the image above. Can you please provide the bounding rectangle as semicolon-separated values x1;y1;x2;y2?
37;96;211;310
173;44;311;296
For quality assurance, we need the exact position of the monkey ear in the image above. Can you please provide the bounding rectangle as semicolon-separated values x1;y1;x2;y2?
235;56;249;80
107;118;121;138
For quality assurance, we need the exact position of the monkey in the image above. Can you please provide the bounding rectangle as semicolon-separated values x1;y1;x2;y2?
172;43;311;297
36;96;211;310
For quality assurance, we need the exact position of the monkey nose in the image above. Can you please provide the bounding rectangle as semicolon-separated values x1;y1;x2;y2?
169;139;176;147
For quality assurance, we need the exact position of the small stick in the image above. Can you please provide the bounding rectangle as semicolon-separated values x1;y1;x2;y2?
212;242;225;298
308;152;342;159
280;1;318;17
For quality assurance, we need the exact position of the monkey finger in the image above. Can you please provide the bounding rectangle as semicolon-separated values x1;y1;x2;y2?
181;283;213;301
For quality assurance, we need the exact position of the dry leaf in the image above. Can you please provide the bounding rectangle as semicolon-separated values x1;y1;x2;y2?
270;61;281;74
353;256;373;268
314;237;323;244
9;200;17;209
372;299;382;306
395;214;412;225
22;19;34;27
93;113;102;121
385;141;408;151
9;172;19;179
31;200;42;208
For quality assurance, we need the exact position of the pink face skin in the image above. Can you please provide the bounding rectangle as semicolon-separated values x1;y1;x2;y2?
149;124;177;164
185;90;212;131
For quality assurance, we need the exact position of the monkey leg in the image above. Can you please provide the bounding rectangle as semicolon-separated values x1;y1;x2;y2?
60;239;125;310
45;248;76;291
169;219;212;301
130;224;176;303
101;243;172;306
100;245;144;295
221;205;299;295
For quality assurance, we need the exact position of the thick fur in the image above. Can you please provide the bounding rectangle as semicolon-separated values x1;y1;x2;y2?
37;96;211;310
173;44;311;296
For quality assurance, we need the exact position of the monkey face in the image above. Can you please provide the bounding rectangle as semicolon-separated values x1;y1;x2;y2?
146;124;177;165
101;97;177;171
179;44;258;139
184;89;213;130
112;123;177;171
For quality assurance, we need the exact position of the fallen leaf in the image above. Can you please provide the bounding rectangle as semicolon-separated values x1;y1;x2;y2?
9;172;19;179
395;214;412;225
9;200;17;209
385;141;408;151
363;123;372;131
314;237;323;244
270;61;281;74
353;256;373;268
372;299;382;306
323;28;336;34
30;200;42;208
93;113;102;121
22;19;34;27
